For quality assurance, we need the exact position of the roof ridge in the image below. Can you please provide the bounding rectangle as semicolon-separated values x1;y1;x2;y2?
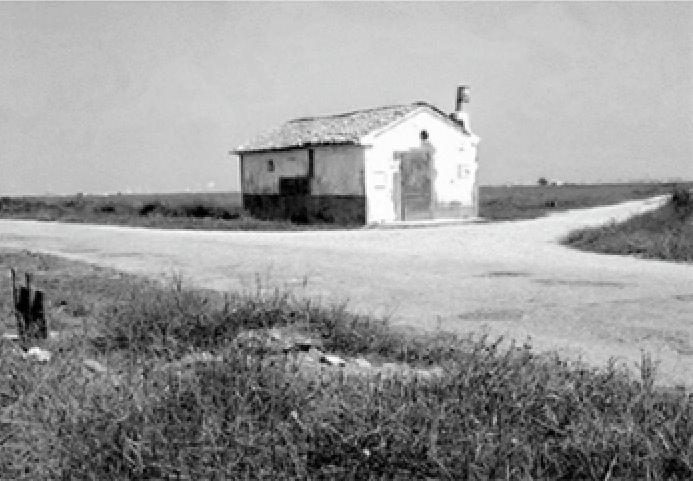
289;102;427;123
234;100;458;154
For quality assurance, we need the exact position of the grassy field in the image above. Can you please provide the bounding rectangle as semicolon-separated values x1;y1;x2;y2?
1;250;692;479
1;182;691;229
564;186;693;262
0;191;305;230
478;181;693;220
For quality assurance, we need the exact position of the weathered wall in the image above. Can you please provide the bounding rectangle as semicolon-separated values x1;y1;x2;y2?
243;195;365;224
241;150;310;194
362;109;479;223
241;146;365;196
311;146;365;195
240;146;366;224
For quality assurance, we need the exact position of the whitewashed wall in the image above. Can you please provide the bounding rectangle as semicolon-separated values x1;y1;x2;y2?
362;109;479;223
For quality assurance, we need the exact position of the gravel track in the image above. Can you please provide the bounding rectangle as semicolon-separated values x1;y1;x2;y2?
1;195;691;386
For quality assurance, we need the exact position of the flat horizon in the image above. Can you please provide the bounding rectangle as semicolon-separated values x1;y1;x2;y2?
1;3;691;195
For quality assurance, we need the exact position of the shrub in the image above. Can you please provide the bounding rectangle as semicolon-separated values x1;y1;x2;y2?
671;186;692;218
98;203;116;213
138;201;174;217
179;203;242;220
182;203;215;218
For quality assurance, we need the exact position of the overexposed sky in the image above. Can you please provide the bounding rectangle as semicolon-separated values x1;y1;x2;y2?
1;2;691;195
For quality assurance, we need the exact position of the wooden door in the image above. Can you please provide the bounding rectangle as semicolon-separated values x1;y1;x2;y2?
400;150;432;220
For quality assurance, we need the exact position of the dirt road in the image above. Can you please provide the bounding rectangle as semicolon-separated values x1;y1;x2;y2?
1;196;691;386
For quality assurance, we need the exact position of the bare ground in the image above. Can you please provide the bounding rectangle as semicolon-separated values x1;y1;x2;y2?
1;195;692;386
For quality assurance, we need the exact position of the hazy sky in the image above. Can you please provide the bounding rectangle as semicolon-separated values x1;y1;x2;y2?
1;2;691;195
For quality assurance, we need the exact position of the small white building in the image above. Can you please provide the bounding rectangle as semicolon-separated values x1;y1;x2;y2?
233;87;480;224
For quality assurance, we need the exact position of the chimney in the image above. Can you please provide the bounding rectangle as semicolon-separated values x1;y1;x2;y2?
455;85;470;113
452;85;471;132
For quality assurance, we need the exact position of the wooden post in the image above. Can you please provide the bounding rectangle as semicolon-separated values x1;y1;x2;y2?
18;286;32;341
30;290;47;340
10;268;23;338
10;269;47;343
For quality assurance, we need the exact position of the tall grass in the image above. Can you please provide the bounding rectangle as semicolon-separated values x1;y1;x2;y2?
564;186;693;262
2;277;692;479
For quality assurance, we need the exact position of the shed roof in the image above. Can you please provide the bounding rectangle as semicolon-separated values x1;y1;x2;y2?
234;101;459;154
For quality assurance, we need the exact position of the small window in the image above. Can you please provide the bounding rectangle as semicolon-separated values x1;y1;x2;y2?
420;130;429;141
267;159;275;172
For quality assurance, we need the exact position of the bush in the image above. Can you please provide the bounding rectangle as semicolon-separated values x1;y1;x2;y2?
180;203;242;220
671;186;692;218
182;203;215;218
138;201;174;217
98;203;116;213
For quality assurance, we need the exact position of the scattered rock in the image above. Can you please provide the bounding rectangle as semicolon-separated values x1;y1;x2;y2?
151;351;226;378
269;327;323;353
5;343;25;358
354;358;371;369
24;347;51;362
305;347;323;362
201;328;448;383
2;331;59;341
379;362;404;377
235;328;322;354
414;366;445;380
234;330;271;350
320;354;346;367
375;362;445;380
83;359;108;374
178;351;224;366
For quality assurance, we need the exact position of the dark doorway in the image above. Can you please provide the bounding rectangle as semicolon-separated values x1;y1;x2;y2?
279;176;311;223
279;177;310;195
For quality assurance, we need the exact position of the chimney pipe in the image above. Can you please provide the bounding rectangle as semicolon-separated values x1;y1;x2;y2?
455;85;470;112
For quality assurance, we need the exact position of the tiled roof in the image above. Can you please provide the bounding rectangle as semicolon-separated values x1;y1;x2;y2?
235;102;446;154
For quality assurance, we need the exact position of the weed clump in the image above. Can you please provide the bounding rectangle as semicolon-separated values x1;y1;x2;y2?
1;252;692;479
2;280;692;478
564;186;693;262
